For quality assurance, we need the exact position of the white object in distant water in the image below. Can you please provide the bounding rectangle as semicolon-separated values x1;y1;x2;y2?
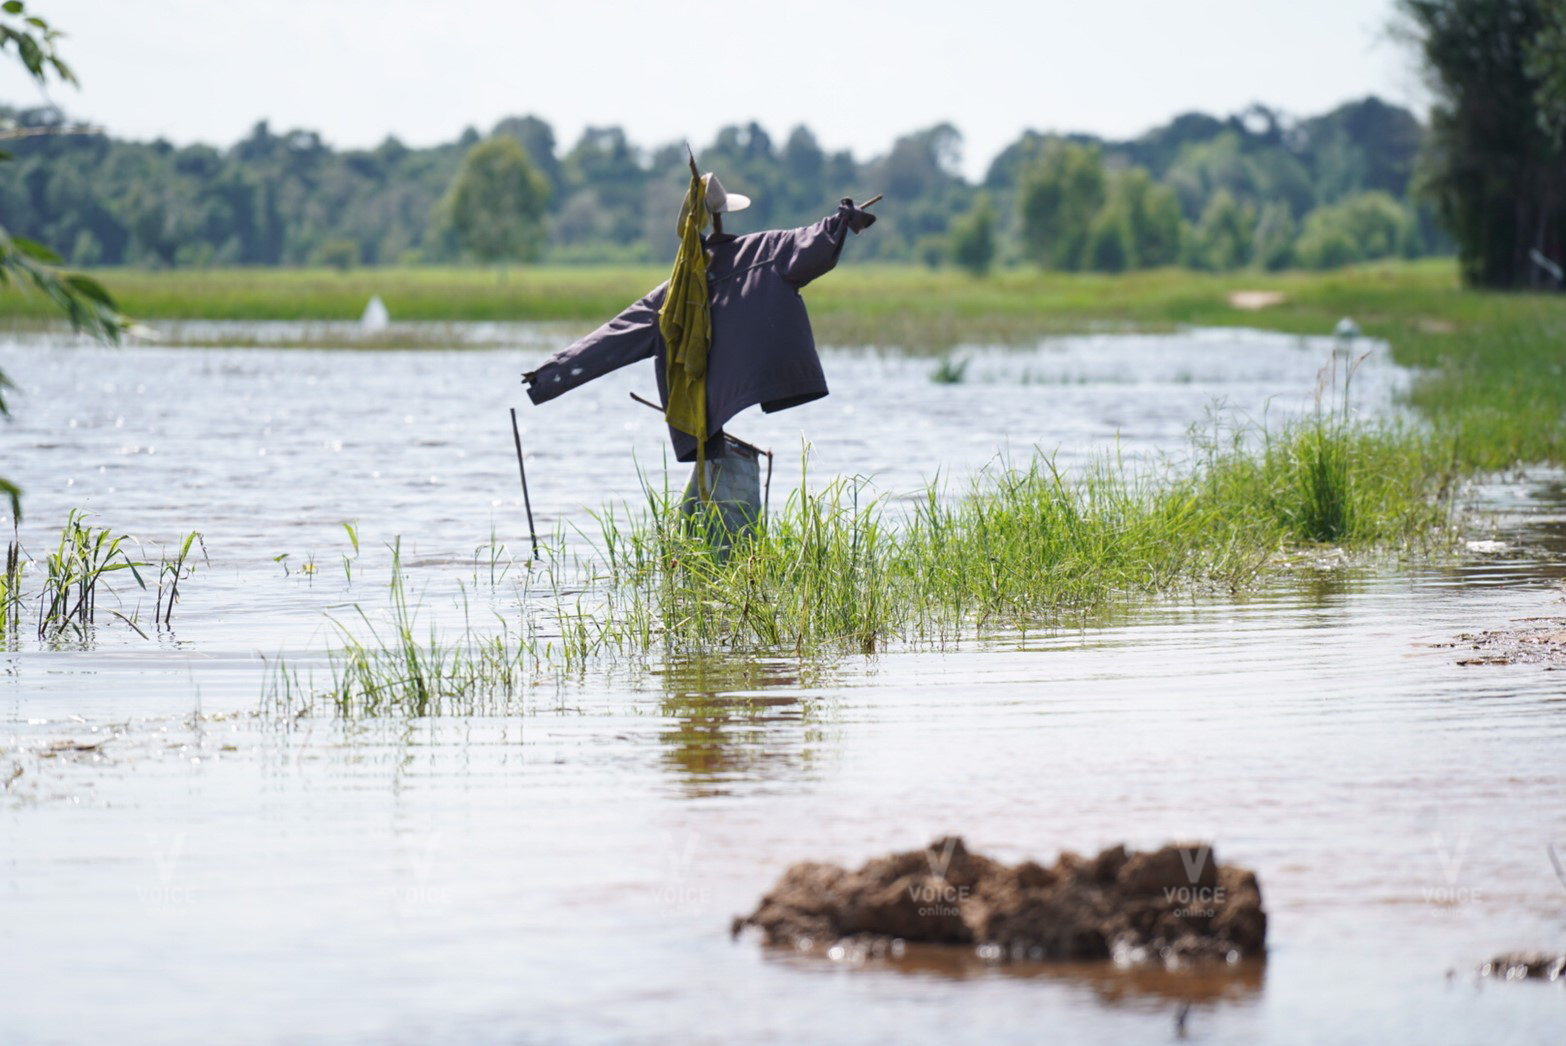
361;295;389;332
1332;316;1361;340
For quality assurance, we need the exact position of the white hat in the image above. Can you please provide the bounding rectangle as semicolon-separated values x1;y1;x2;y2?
703;172;751;214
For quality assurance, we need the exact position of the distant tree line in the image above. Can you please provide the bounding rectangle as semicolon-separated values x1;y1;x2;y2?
0;96;1452;275
986;99;1441;276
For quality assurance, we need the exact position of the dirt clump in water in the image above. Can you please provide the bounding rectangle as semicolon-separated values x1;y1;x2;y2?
734;837;1265;964
1446;618;1566;667
1480;953;1566;981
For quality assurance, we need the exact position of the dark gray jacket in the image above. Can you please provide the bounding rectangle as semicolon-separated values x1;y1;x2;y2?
524;200;875;461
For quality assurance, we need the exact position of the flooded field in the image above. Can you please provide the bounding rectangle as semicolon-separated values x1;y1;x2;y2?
2;327;1563;1043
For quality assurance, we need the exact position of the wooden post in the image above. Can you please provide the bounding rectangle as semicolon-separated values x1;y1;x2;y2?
509;408;540;561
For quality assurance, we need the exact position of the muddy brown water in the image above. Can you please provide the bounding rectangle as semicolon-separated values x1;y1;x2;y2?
2;328;1564;1043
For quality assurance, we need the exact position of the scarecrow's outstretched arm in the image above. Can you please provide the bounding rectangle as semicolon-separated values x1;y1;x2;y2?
781;198;878;288
523;284;666;405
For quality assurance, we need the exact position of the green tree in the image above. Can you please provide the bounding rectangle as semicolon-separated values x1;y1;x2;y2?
862;123;968;262
1082;197;1133;272
1294;191;1418;269
1252;200;1298;270
1186;189;1254;271
0;1;126;523
1527;2;1566;147
1300;97;1423;200
444;136;551;268
491;115;561;196
1112;168;1183;269
315;237;358;271
1163;132;1255;219
1399;0;1565;286
1018;142;1105;270
1294;220;1360;270
949;194;996;276
560;127;644;247
778;125;828;225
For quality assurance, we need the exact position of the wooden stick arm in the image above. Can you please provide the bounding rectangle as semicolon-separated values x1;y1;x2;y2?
629;392;769;460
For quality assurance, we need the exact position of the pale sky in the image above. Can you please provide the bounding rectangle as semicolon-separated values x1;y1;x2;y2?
0;0;1423;180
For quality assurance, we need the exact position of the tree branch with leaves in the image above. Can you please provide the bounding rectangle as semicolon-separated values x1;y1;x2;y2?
0;0;128;524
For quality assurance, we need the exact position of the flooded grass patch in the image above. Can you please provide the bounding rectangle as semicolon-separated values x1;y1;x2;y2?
265;538;549;718
1;511;203;646
262;412;1463;719
587;420;1457;658
580;347;1454;656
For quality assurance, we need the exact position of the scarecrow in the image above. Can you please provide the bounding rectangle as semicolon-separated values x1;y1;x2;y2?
522;155;878;537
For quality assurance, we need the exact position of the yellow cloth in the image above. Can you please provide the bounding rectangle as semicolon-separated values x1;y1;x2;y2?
659;174;712;498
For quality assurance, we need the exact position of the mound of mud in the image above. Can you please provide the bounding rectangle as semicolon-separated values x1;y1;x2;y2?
1447;619;1566;667
734;837;1265;964
1480;953;1566;981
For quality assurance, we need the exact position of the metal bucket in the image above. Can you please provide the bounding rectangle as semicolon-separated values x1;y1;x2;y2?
680;435;769;555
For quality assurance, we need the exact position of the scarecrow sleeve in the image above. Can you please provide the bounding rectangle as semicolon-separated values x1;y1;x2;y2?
524;285;666;405
781;198;878;287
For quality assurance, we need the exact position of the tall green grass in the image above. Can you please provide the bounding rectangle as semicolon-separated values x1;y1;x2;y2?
587;421;1454;657
1390;305;1566;469
266;407;1457;718
0;511;202;643
267;535;581;718
1;533;20;639
37;509;146;640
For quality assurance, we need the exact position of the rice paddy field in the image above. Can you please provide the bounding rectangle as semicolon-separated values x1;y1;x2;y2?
2;260;1565;1043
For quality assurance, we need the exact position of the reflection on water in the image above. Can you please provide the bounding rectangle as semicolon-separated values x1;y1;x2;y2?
765;944;1267;1005
0;328;1563;1043
654;656;828;797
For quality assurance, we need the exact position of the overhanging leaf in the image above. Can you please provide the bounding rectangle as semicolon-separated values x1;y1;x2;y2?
0;478;20;524
11;235;61;263
16;32;41;78
64;273;114;307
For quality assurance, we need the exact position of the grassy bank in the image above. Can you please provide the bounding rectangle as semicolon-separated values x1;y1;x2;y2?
0;258;1468;337
0;265;666;326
